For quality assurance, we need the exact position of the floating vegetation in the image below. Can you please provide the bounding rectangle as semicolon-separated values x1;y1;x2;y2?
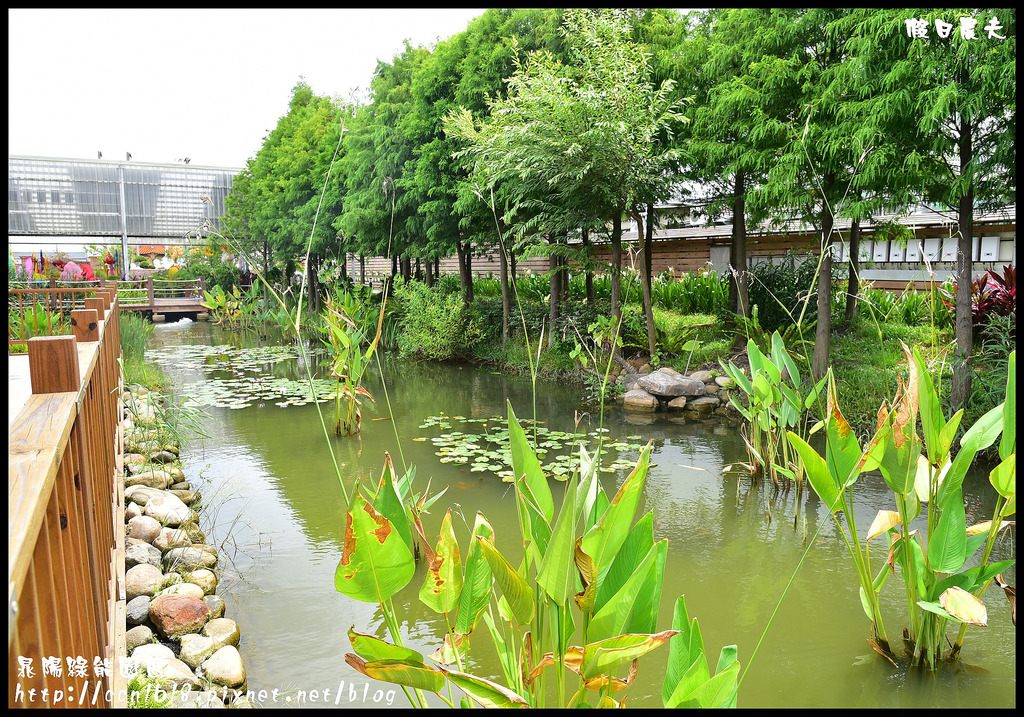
417;412;648;482
147;344;335;410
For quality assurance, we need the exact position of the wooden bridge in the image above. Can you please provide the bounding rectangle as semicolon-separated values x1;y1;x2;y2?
8;279;208;352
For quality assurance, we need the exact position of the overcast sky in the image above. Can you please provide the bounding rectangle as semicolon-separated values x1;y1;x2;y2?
8;8;487;169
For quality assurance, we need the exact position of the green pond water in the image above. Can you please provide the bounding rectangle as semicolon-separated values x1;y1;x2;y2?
148;319;1015;709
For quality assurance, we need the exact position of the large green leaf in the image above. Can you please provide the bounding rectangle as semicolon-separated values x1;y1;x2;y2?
477;536;535;624
663;596;706;706
437;666;529;708
927;488;967;573
419;509;464;615
507;402;555;523
454;513;495;636
335;487;416;603
347;626;424;663
989;453;1015;500
370;453;413;553
537;476;580;607
588;540;666;641
595;512;654;612
788;432;840;511
999;352;1015;461
913;347;947;465
577;631;678;681
580;442;652;584
345;654;446;693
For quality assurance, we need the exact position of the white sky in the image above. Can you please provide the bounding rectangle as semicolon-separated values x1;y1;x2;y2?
8;8;487;169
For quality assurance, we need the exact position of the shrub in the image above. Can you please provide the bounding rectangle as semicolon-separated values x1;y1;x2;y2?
746;254;840;334
395;281;482;360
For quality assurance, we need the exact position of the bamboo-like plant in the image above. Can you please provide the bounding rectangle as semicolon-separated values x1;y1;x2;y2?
788;346;1015;667
336;403;741;708
320;294;377;436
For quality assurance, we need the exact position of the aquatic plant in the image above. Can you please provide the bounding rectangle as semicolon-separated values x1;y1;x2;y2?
337;404;740;708
787;346;1015;668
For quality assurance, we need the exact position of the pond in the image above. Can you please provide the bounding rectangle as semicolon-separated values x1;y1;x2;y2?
147;319;1015;709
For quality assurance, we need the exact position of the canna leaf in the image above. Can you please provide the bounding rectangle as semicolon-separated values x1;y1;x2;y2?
595;512;655;613
347;626;424;663
344;654;446;693
999;352;1015;461
788;432;841;511
453;513;494;636
989;453;1015;500
577;630;678;681
477;536;535;624
335;486;415;603
437;666;530;708
927;488;967;573
865;510;901;543
419;509;463;615
939;586;988;626
537;476;580;607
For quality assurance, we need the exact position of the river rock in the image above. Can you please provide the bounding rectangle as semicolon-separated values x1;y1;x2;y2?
126;469;174;489
667;396;688;411
164;546;218;571
154;527;193;552
131;642;175;671
125;485;168;507
127;515;163;543
202;646;246;689
149;657;203;691
179;634;218;669
149;450;178;464
149;594;212;639
178;520;207;544
684;396;721;416
126;541;162;569
126;595;153;626
157;582;207;600
169;489;200;506
714;375;735;389
125;502;144;520
637;370;706;398
203;618;241;650
622;388;659;412
229;695;255;708
126;564;165;602
145;493;192;527
689;370;715;383
126;625;155;653
204;595;226;620
703;382;720;394
619;372;643;392
184;569;218;595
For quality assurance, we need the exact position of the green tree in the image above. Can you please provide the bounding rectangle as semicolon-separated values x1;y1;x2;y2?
841;8;1016;410
447;9;685;354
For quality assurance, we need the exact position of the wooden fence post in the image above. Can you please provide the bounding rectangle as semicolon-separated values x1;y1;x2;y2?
71;309;101;343
85;296;106;321
147;277;155;306
28;335;80;394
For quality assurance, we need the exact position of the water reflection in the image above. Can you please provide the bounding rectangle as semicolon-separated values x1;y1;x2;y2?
148;321;1015;709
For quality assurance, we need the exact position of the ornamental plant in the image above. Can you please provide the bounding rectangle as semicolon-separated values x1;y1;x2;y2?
336;404;741;708
787;346;1015;668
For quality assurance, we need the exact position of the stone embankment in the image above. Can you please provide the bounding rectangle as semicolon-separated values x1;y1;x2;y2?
618;367;741;418
121;386;253;708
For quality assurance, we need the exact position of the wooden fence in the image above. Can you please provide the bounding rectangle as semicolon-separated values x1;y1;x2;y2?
8;287;126;708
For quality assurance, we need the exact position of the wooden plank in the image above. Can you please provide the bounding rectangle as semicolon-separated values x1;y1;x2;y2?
8;393;78;605
28;337;80;395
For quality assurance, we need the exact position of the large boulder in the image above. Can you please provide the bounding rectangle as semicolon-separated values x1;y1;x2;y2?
637;369;706;398
127;515;162;543
202;646;246;689
126;541;162;570
144;494;192;527
149;594;212;639
621;389;659;412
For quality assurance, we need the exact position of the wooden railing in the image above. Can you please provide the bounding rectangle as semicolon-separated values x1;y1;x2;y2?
114;278;205;307
8;288;126;708
7;285;118;351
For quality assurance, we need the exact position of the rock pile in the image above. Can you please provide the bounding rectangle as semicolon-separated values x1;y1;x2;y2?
121;386;253;709
618;367;740;418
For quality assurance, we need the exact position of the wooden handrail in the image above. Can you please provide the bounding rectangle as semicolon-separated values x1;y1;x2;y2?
8;293;125;708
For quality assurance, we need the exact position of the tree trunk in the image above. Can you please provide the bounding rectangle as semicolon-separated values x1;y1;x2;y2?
610;212;623;343
456;241;474;305
729;171;750;320
844;218;861;325
307;252;321;313
548;239;559;349
581;227;595;305
401;256;412;281
359;254;365;286
951;116;975;412
637;204;657;359
812;175;836;380
415;256;421;282
499;242;510;346
424;255;433;287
